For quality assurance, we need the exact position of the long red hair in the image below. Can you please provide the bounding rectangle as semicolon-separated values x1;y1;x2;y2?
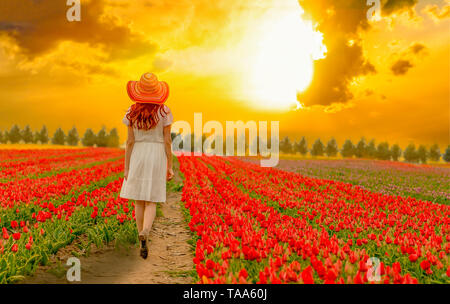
126;103;168;130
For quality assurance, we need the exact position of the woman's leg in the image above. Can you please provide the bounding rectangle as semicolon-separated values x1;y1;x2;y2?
134;200;145;236
141;202;157;237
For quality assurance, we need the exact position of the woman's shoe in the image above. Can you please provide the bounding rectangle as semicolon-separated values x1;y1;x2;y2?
139;235;148;259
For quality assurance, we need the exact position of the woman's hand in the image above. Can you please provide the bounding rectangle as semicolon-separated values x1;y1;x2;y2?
124;168;129;180
167;167;174;181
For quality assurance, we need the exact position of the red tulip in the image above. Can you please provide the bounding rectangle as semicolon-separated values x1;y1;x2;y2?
408;254;418;262
420;260;430;271
11;244;18;253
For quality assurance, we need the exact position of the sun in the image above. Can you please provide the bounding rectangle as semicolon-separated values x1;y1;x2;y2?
246;1;327;111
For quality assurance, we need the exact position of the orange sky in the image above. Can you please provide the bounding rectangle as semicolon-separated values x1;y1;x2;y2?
0;0;449;148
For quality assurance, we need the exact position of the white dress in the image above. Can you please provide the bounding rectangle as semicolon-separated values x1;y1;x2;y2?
119;105;173;202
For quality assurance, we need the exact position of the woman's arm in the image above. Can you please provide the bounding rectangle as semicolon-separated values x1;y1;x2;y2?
163;124;174;180
124;126;135;180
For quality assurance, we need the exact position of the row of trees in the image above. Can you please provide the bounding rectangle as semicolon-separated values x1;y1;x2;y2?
280;137;450;163
0;125;120;148
170;133;449;164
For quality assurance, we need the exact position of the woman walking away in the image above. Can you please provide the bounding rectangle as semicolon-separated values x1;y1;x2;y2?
119;72;174;259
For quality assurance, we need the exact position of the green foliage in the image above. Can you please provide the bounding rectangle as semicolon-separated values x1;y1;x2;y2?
32;131;40;144
51;128;66;145
38;126;49;144
66;127;79;146
365;139;376;158
390;144;402;161
107;128;120;148
81;128;96;147
21;125;34;144
8;125;22;144
376;142;391;160
280;136;293;154
354;138;366;158
443;146;450;162
96;127;108;147
416;145;428;164
294;137;308;155
429;144;441;162
4;131;9;143
311;139;324;156
0;130;6;144
325;138;338;157
403;143;418;163
341;139;354;158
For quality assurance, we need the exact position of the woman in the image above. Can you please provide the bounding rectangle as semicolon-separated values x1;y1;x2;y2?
119;72;174;259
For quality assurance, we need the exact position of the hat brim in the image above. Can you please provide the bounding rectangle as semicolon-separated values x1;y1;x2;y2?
127;81;169;104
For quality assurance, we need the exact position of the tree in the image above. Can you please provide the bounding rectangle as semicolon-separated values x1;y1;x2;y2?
365;139;376;158
107;128;120;148
96;127;108;147
280;136;293;154
3;131;9;144
443;146;450;162
0;130;5;144
66;127;79;146
51;128;66;145
8;125;21;144
376;142;391;160
325;138;338;157
403;143;418;163
428;144;441;162
416;145;428;164
21;125;34;144
310;139;324;156
82;129;96;147
354;138;366;158
341;139;354;158
294;137;308;155
390;144;402;161
38;126;49;144
32;130;40;144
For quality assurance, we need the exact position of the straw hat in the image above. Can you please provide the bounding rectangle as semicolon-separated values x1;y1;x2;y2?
127;73;169;104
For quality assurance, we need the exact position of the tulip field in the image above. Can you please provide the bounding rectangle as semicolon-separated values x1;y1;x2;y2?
178;155;450;284
0;148;136;283
272;158;450;205
0;148;449;284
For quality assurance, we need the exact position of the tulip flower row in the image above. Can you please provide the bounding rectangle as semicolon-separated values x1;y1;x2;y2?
267;158;450;204
0;177;135;283
0;148;136;283
178;155;449;284
0;157;124;209
0;148;83;162
0;148;124;180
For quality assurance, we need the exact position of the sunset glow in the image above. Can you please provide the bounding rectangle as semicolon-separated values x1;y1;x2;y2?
0;0;448;147
246;2;327;111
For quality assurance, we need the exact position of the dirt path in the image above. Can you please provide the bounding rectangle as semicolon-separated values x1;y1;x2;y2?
21;191;195;284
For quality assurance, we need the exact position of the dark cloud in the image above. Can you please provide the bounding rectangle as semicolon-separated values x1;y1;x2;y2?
0;21;32;31
391;59;413;75
390;42;427;76
409;43;426;54
297;0;419;107
297;0;374;106
298;37;376;106
0;0;156;60
381;0;418;16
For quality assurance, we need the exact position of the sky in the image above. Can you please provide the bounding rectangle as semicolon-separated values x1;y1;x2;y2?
0;0;449;148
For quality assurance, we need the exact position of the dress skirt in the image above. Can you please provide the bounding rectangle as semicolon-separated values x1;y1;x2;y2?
119;141;167;202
